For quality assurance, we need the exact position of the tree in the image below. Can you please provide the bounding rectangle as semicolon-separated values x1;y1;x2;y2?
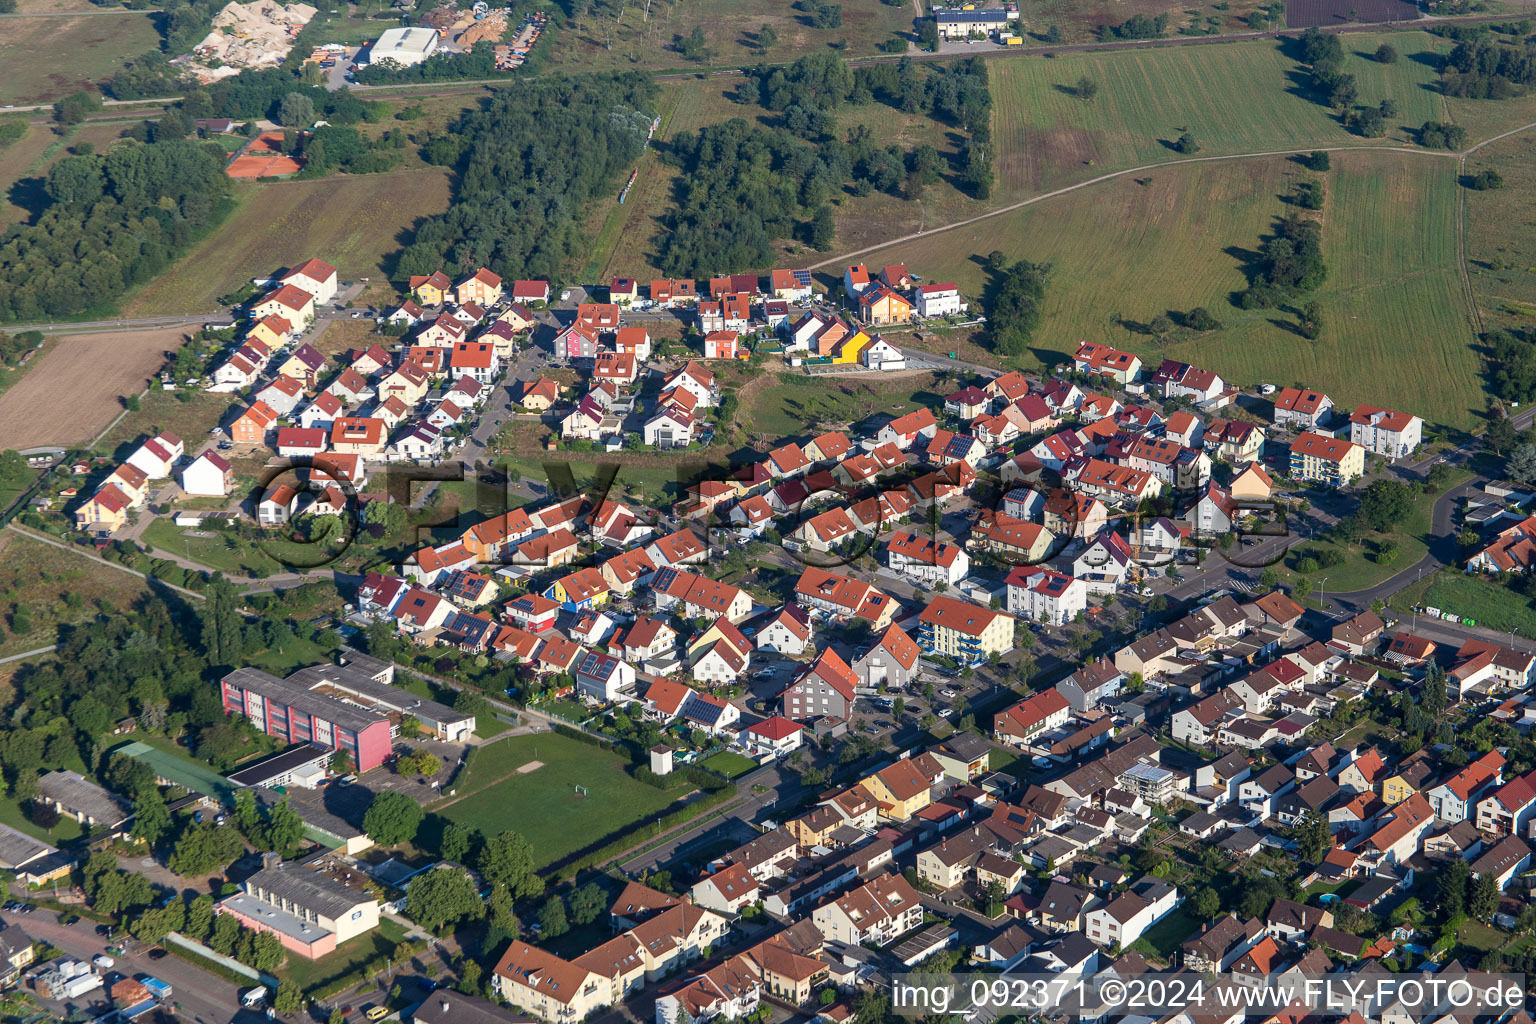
756;23;778;51
1469;870;1499;922
399;714;422;739
1191;887;1221;920
1375;42;1398;63
1358;479;1414;532
1437;858;1469;918
1288;810;1332;862
363;790;424;846
476;830;544;900
273;979;304;1015
1509;444;1536;484
1175;132;1199;154
1045;23;1064;42
132;789;172;847
330;749;353;775
1306;150;1331;172
1485;415;1518;457
266;796;305;854
988;259;1048;357
809;205;836;250
1469;169;1505;190
168;823;244;877
278;92;316;128
538;895;569;937
570;881;606;925
1298;300;1324;340
1074;76;1098;101
441;822;482;865
406;867;485;932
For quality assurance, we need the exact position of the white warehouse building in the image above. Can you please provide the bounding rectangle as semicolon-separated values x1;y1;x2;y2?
368;27;439;66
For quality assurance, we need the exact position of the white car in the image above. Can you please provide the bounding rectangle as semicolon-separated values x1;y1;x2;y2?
93;955;114;969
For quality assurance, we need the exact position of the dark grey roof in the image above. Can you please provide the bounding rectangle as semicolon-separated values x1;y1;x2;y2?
226;746;332;787
412;991;537;1024
934;7;1008;21
36;771;128;825
936;731;992;762
0;823;55;869
224;667;382;734
243;863;374;919
285;663;471;730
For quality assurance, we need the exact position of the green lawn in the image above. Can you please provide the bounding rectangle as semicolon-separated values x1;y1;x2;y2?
989;31;1448;197
0;792;82;844
1457;921;1507;953
860;150;1483;429
701;751;757;779
1278;471;1470;597
1392;571;1536;636
434;733;681;868
1130;906;1203;960
279;918;409;995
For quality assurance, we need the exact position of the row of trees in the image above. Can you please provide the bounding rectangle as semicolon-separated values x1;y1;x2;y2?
400;72;658;287
0;137;230;323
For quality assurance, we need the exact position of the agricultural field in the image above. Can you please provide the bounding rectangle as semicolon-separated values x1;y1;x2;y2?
1462;130;1536;331
123;167;454;316
0;327;191;449
0;532;153;659
986;32;1447;197
0;13;161;106
539;0;916;76
1388;569;1536;635
432;732;680;868
853;150;1484;428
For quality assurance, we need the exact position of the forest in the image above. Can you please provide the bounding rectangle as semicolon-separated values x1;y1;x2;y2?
1441;35;1536;98
0;138;230;322
398;72;658;285
657;55;994;276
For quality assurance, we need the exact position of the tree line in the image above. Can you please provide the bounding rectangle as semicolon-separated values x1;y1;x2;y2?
0;137;229;323
399;72;657;286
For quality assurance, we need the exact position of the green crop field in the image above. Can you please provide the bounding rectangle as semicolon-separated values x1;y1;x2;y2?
853;150;1484;428
987;32;1446;196
433;733;680;867
0;13;161;106
1463;130;1536;332
123;167;453;316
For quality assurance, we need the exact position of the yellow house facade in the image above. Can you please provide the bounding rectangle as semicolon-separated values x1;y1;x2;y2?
248;316;292;349
832;331;871;364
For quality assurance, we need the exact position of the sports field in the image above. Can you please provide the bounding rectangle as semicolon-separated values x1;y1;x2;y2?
433;733;680;867
855;150;1483;428
0;13;160;106
124;167;453;316
988;31;1447;196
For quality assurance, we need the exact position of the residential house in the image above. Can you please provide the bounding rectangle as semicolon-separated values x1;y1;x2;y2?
1349;405;1423;459
1073;342;1142;385
782;648;858;722
1290;431;1365;486
853;623;921;691
1004;566;1087;626
1273;387;1333;430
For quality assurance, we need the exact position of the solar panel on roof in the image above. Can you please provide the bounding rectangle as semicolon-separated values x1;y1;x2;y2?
792;269;812;288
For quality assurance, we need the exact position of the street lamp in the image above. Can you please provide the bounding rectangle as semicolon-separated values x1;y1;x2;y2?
1318;577;1328;614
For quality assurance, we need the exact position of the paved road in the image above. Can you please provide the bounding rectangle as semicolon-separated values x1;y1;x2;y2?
2;906;258;1024
0;643;62;665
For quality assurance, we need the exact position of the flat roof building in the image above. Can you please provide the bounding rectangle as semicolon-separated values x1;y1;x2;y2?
217;860;380;960
369;26;439;66
220;659;474;773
